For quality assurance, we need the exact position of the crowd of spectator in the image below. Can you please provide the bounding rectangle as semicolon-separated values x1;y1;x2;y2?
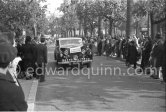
86;33;166;83
16;35;47;82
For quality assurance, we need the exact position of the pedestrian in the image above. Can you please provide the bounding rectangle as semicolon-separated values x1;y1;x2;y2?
22;36;36;80
162;39;166;82
111;38;116;57
116;38;121;57
127;40;138;69
31;36;39;78
149;33;164;79
140;36;152;72
121;38;126;59
16;37;25;79
36;37;47;82
0;32;22;78
0;35;28;111
97;40;102;56
125;38;130;66
104;39;111;57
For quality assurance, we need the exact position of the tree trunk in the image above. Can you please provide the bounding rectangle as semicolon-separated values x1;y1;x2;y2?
136;21;138;37
90;28;93;37
74;28;76;37
105;21;107;36
109;18;113;36
147;12;150;37
68;30;70;37
126;0;132;39
90;24;94;37
33;23;37;37
98;16;102;38
150;12;154;39
70;30;72;37
114;26;116;36
84;27;88;37
82;29;84;37
79;20;82;37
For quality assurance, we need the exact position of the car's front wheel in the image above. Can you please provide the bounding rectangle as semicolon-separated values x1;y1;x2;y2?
86;62;92;68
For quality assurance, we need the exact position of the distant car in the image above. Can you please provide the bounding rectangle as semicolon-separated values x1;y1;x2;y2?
54;37;93;68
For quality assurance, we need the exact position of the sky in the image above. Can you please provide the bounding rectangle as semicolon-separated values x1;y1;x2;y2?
41;0;64;17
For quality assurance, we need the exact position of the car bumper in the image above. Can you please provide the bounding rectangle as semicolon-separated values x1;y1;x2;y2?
58;60;92;65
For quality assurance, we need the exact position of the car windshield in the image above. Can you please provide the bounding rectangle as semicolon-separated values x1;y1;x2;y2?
59;38;83;47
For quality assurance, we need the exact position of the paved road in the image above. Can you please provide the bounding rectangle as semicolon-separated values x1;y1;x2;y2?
35;45;166;111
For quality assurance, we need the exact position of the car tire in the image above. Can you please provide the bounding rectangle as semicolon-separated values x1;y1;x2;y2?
54;52;57;60
79;63;84;69
87;62;92;68
56;61;59;69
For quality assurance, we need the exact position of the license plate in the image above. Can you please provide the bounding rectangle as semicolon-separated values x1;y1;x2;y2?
73;62;78;65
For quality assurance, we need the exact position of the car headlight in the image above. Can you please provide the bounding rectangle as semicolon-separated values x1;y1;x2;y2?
64;49;69;55
60;53;63;57
73;55;78;61
82;49;86;54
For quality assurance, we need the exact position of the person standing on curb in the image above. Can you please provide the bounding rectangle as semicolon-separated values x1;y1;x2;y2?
149;34;163;79
22;36;35;80
162;39;166;82
0;34;28;111
36;37;47;82
104;39;111;58
97;39;102;56
149;33;164;79
127;40;138;69
140;36;152;73
31;36;39;79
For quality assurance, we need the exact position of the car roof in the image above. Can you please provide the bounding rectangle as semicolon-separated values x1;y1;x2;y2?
57;37;82;40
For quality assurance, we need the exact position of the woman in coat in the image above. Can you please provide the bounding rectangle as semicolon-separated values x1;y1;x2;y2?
104;39;111;57
150;33;164;79
22;36;37;79
127;40;138;69
162;39;166;82
140;37;152;71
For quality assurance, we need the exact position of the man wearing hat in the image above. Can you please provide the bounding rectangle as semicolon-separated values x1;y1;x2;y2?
140;36;152;72
150;33;164;79
0;37;28;111
36;37;47;82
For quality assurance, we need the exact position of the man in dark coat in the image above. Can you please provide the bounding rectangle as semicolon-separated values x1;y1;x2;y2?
97;40;102;56
104;39;111;57
0;38;28;111
36;37;47;82
162;39;166;82
22;36;36;79
31;36;39;78
121;38;126;59
127;40;138;69
150;33;164;79
16;38;25;79
140;37;152;71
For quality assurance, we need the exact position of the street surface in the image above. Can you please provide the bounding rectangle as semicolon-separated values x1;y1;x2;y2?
35;45;166;111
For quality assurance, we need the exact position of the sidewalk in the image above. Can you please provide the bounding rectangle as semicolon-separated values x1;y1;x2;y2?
109;56;164;81
19;79;39;111
108;55;141;65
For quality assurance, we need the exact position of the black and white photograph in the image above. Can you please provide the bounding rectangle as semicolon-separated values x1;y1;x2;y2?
0;0;166;111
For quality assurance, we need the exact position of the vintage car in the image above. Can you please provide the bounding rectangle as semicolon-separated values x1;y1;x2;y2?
54;37;93;68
